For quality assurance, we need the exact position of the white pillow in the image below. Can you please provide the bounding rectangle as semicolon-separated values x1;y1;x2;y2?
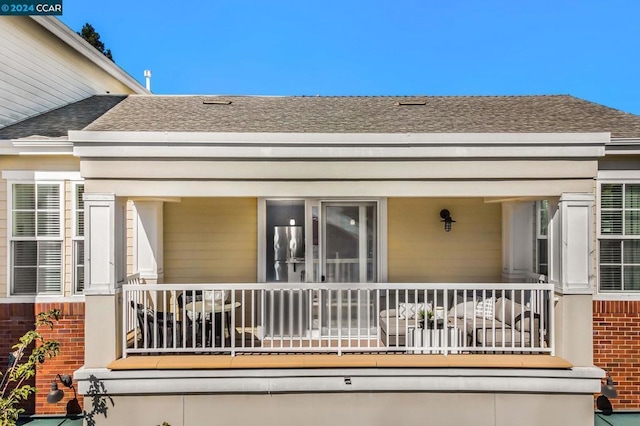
450;300;477;319
397;302;426;320
475;298;495;319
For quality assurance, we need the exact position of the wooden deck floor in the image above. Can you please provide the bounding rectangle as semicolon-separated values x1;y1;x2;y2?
108;353;572;370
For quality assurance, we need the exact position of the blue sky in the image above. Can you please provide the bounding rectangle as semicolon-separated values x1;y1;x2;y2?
60;1;640;114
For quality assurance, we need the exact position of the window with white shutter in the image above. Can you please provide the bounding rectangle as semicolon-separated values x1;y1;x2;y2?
536;200;549;275
73;183;85;293
10;182;63;295
599;183;640;292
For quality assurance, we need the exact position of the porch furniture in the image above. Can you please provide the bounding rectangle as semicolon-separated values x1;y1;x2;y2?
378;304;444;346
450;297;543;347
177;290;203;346
379;309;420;346
130;301;182;348
185;300;241;345
407;325;463;354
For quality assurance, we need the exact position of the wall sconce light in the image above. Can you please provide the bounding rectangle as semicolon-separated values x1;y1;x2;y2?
46;373;82;415
596;371;617;415
46;374;74;404
601;372;618;398
440;209;456;232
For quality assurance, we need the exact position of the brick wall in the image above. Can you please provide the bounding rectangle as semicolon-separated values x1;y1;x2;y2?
0;302;85;416
593;300;640;410
0;303;36;414
34;302;85;415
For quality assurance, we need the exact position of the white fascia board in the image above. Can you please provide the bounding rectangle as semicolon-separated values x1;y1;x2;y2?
74;366;603;395
70;131;610;145
30;17;149;95
70;131;608;159
597;170;640;180
606;138;640;155
2;170;82;180
0;139;74;155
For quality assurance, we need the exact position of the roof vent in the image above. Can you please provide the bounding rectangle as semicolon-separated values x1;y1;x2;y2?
396;101;426;106
203;100;232;105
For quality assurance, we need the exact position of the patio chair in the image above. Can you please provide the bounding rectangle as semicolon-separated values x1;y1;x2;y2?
177;291;204;346
130;301;181;348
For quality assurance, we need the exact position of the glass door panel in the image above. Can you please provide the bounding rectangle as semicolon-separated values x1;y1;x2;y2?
320;202;377;336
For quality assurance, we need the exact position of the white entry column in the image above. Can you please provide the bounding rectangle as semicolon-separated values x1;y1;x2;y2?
501;201;534;281
83;193;127;368
548;192;595;366
132;200;164;283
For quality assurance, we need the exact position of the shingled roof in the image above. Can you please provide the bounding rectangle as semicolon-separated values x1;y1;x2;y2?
0;95;127;139
83;95;640;138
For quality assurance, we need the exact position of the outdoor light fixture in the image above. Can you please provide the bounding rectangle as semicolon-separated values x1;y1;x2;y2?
440;209;456;232
46;374;74;404
596;372;618;416
601;372;618;398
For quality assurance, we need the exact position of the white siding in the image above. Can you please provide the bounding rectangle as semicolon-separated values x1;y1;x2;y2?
0;17;135;128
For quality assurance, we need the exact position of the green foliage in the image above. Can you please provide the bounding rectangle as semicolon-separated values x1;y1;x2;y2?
0;310;61;426
418;309;433;321
78;23;114;62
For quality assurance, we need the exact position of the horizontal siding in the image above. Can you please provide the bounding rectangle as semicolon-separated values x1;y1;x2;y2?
0;16;134;128
388;197;502;283
163;198;257;283
0;181;5;295
0;156;80;296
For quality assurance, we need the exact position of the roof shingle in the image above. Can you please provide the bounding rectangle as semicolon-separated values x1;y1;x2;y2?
84;95;640;138
0;95;127;139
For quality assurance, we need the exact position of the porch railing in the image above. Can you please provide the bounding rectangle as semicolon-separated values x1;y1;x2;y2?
122;282;554;357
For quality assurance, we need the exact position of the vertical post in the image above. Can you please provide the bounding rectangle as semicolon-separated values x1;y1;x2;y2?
84;193;126;368
132;200;164;284
501;201;535;281
549;192;595;366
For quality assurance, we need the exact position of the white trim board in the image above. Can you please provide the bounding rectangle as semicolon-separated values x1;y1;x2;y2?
30;17;148;95
75;366;603;395
2;170;82;180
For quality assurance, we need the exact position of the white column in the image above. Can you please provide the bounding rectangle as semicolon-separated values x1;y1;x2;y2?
501;201;534;282
84;193;127;294
84;193;126;367
552;193;595;294
548;192;595;366
132;200;164;283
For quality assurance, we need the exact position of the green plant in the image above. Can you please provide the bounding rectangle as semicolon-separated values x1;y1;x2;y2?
0;309;61;426
418;309;434;321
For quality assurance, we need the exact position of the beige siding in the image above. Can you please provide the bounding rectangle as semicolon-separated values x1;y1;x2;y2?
388;198;502;282
163;198;257;283
0;16;135;128
0;156;80;296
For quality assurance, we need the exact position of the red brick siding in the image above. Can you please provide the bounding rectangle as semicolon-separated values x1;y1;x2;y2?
0;303;36;414
593;300;640;409
0;303;85;416
34;302;85;415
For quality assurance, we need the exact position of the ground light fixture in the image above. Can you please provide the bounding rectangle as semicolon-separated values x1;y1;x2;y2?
440;209;456;232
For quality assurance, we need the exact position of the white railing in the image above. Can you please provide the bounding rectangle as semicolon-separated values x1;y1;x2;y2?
122;282;554;357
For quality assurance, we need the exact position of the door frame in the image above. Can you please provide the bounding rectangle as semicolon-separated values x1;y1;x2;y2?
257;197;388;284
319;201;378;284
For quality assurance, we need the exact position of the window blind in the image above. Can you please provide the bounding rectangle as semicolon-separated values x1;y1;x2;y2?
10;183;62;295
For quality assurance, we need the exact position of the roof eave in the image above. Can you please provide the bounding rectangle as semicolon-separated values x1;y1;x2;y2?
0;139;74;155
30;16;149;95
